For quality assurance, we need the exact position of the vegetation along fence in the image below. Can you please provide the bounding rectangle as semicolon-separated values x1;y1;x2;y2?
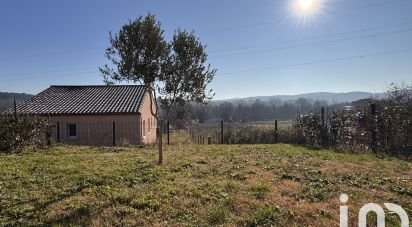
185;104;410;157
187;120;296;145
180;84;411;157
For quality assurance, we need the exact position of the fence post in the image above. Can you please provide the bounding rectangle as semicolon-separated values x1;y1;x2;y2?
295;112;301;144
208;136;211;145
275;120;278;143
321;107;325;127
371;103;377;152
321;107;326;146
221;121;224;144
57;121;60;143
203;137;205;144
167;120;170;145
112;121;116;147
13;99;18;121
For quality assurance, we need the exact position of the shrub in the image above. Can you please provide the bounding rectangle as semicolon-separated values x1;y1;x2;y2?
0;115;52;152
294;83;412;157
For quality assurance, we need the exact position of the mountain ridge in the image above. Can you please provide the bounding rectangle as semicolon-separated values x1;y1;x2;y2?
0;92;33;112
216;91;385;104
0;91;385;111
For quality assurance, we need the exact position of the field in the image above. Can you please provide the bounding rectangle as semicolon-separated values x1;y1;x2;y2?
0;144;411;226
188;121;295;145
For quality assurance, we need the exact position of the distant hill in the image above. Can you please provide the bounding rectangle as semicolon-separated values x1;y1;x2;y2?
0;91;385;113
0;92;33;112
218;92;385;104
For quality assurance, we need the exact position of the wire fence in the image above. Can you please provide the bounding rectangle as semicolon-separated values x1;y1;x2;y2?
187;121;296;145
181;103;411;157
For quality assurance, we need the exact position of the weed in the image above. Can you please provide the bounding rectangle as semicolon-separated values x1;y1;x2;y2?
243;205;281;226
207;206;229;225
250;183;270;199
130;196;160;213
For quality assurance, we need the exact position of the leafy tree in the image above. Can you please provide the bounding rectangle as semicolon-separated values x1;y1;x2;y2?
100;14;216;164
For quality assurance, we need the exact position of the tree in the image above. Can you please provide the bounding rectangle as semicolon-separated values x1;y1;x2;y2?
100;14;216;164
219;102;234;121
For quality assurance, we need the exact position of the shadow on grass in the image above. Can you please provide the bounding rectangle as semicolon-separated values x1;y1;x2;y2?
288;143;412;162
2;178;109;226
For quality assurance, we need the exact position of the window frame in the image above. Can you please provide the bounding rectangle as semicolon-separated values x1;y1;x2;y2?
67;123;77;139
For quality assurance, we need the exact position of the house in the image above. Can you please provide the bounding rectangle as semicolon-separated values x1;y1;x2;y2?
4;85;157;146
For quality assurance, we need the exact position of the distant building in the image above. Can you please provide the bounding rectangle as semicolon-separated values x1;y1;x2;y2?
4;85;157;146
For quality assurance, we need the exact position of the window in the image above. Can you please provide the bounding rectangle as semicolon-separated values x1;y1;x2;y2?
67;123;77;138
148;118;151;132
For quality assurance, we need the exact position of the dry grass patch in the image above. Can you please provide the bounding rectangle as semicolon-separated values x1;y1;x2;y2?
0;144;411;226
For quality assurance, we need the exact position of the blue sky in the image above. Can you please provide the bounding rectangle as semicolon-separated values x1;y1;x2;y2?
0;0;411;99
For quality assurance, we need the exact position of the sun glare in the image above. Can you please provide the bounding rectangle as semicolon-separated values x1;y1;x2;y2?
298;0;314;11
290;0;325;24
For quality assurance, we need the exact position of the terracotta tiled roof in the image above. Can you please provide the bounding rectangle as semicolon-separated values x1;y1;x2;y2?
3;85;147;115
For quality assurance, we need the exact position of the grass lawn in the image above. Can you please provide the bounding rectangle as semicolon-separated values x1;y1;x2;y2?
0;144;411;226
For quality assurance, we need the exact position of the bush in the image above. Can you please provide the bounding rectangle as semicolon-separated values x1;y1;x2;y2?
294;83;411;157
0;115;53;153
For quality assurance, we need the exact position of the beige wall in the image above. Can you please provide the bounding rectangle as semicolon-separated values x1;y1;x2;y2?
50;115;141;146
46;91;158;146
138;91;158;144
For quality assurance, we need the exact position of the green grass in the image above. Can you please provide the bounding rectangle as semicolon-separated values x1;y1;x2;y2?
0;144;411;226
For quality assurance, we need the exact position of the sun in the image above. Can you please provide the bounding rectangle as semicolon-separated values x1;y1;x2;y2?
298;0;314;12
290;0;325;23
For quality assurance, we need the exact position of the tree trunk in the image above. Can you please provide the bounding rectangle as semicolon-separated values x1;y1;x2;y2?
158;119;164;164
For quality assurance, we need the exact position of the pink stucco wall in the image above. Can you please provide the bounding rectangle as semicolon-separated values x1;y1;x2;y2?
47;91;158;146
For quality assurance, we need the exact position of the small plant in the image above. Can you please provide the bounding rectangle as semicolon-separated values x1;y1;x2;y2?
250;183;270;199
228;172;247;181
130;196;160;213
207;206;229;225
244;205;281;226
114;205;136;216
280;172;301;181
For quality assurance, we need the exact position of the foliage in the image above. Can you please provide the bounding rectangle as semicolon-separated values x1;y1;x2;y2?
250;183;270;199
189;98;333;123
0;115;52;152
187;83;410;157
159;30;216;115
190;121;298;145
100;13;216;163
206;206;229;225
294;83;411;157
100;14;168;88
100;14;215;122
245;205;281;226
